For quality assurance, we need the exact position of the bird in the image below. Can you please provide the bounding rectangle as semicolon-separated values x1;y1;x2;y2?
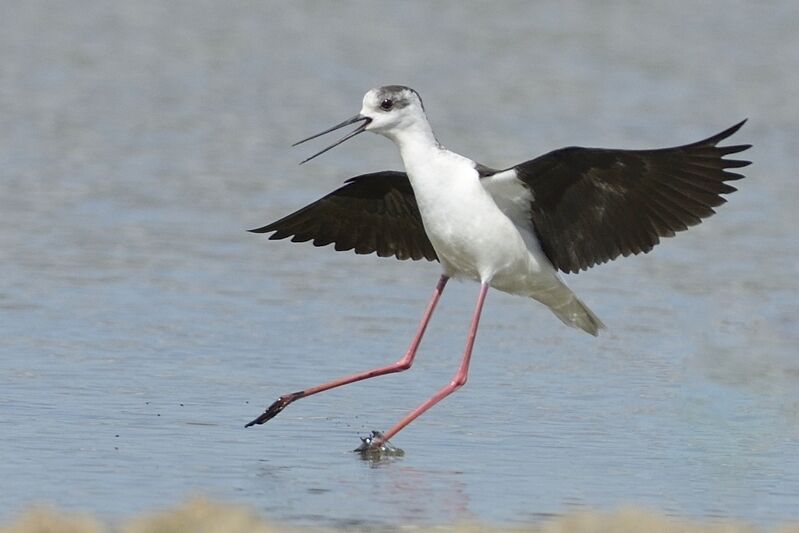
245;85;750;452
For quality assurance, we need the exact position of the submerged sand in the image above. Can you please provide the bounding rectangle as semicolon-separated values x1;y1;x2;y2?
2;499;798;533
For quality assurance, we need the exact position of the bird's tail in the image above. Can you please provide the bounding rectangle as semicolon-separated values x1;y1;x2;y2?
529;281;605;336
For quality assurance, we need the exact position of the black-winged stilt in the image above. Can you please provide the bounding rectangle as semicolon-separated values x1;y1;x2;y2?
245;85;750;451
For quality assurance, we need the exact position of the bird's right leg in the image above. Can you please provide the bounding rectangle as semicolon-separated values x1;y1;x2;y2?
245;275;449;427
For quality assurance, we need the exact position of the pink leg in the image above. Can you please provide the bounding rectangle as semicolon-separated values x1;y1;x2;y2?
371;282;490;447
246;275;450;427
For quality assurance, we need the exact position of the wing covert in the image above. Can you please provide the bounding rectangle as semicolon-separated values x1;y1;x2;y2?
513;121;751;274
250;171;437;262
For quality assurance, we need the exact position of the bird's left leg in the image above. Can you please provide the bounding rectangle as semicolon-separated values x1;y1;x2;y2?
367;282;489;449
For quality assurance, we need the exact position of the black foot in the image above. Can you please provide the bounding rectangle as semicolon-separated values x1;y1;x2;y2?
245;392;303;428
354;431;404;456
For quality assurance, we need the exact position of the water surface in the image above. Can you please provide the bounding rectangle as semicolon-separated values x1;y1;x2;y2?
1;1;798;528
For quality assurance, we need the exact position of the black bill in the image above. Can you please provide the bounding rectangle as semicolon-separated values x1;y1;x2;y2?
294;114;372;165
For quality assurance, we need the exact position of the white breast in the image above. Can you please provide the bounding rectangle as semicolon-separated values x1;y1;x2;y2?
402;147;550;288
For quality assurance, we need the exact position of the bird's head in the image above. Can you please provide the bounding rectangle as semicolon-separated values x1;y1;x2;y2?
359;85;427;137
294;85;428;164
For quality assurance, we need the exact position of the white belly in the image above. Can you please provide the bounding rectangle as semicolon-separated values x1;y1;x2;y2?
425;193;530;281
406;153;553;294
391;129;602;335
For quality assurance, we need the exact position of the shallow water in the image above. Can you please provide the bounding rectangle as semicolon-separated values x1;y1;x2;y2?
1;0;798;528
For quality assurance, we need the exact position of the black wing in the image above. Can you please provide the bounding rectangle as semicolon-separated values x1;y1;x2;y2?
250;171;437;261
514;121;751;274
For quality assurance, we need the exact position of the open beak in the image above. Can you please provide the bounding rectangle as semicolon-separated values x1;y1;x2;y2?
293;114;372;164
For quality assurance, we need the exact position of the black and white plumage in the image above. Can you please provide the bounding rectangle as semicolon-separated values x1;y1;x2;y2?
255;121;749;275
246;85;750;450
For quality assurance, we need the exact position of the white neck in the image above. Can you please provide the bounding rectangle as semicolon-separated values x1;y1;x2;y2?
382;120;441;175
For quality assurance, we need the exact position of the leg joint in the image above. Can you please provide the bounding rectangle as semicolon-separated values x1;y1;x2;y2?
449;375;467;388
393;359;412;372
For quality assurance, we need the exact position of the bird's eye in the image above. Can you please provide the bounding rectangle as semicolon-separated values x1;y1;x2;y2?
380;99;394;111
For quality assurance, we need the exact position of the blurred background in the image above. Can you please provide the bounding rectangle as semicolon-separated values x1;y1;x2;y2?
1;0;797;529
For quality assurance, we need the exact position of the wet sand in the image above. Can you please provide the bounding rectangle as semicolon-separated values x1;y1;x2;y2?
2;500;798;533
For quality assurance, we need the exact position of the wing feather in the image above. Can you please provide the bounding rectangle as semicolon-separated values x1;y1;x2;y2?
250;170;437;262
512;120;751;273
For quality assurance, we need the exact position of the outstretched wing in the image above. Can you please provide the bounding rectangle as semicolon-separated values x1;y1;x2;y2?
250;170;437;261
512;120;751;274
